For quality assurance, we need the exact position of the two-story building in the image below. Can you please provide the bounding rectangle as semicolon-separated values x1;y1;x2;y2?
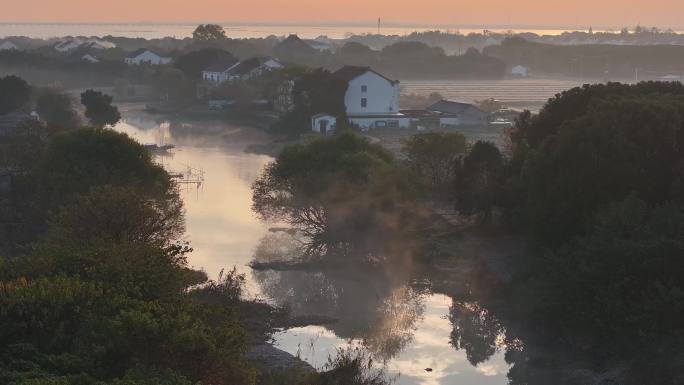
334;66;409;130
311;66;490;134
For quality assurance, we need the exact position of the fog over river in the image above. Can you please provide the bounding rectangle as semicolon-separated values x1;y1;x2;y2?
114;105;510;385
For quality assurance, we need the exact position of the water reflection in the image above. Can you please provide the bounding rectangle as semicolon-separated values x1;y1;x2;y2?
114;106;512;385
448;301;505;366
114;107;273;295
253;233;510;384
252;258;426;360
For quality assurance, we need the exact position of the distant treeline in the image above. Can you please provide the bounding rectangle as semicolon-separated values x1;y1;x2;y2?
485;37;684;79
0;35;506;82
8;29;684;87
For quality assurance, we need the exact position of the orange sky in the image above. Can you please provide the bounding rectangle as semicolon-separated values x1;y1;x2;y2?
3;0;684;29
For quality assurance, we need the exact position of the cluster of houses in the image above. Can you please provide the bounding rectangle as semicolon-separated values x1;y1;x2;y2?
1;34;494;133
201;57;284;84
311;66;489;134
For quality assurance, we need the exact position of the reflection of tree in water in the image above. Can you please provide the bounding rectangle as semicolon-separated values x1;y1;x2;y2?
364;286;425;361
448;299;556;385
448;300;505;366
252;234;426;361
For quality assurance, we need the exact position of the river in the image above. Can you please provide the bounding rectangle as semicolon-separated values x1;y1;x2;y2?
114;105;511;385
401;78;596;112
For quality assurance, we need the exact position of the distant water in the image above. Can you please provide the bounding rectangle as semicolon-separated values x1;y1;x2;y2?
402;79;598;111
0;22;608;40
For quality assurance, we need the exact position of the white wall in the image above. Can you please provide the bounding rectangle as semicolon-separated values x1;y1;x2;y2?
349;116;410;130
126;51;171;65
511;65;529;77
344;72;400;115
203;71;227;83
312;115;337;133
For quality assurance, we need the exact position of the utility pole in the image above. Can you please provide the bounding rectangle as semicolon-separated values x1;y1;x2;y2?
378;18;381;35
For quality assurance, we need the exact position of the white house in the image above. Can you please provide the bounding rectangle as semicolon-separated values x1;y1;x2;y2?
334;66;409;130
226;57;284;82
204;57;283;84
511;65;529;77
311;113;337;135
202;59;239;84
125;49;171;65
309;66;492;133
81;54;100;63
0;41;19;51
85;40;115;50
55;39;84;52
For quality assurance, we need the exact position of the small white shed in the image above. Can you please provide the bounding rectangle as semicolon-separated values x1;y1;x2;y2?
511;65;529;77
311;113;336;135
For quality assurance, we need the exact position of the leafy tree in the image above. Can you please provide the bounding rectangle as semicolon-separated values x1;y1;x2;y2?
33;128;173;221
0;75;31;114
0;132;257;385
509;81;684;151
453;141;505;222
35;88;80;131
524;196;684;364
489;83;684;384
43;185;185;257
252;132;421;255
516;90;684;243
272;68;349;137
381;41;445;60
80;90;121;127
336;42;379;66
402;132;466;195
192;24;227;41
153;67;193;101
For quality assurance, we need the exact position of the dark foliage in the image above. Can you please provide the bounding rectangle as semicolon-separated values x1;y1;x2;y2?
272;68;349;137
0;75;31;114
80;89;121;127
35;88;81;131
253;132;423;255
174;48;237;79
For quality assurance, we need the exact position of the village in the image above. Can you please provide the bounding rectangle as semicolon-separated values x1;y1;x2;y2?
0;30;520;153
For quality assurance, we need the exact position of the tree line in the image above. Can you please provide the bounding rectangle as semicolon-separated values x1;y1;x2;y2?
251;81;684;384
0;75;393;385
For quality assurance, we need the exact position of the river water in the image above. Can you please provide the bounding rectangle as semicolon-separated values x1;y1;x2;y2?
113;106;511;385
401;78;597;112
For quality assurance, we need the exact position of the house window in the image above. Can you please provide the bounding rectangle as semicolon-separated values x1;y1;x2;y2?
361;85;367;93
361;98;367;108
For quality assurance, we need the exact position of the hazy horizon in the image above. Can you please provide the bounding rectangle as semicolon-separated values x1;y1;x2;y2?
3;0;684;31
